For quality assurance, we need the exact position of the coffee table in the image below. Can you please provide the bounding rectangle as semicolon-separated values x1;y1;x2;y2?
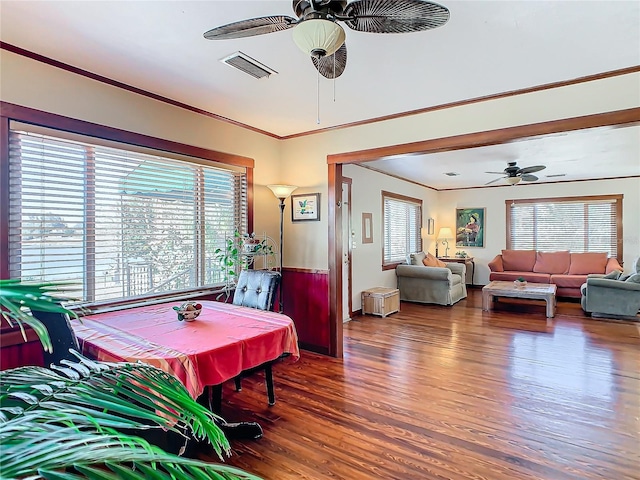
482;281;557;318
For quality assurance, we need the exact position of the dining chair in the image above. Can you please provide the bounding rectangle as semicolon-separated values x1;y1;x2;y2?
231;269;282;406
30;310;81;365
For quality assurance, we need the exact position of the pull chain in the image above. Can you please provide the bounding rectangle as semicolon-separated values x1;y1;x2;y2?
317;66;321;125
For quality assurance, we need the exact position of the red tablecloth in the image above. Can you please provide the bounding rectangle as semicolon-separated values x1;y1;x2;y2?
71;301;300;399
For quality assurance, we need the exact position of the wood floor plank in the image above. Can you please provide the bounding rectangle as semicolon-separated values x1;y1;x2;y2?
198;289;640;480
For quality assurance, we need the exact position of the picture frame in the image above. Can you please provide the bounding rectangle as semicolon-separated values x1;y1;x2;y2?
455;208;485;248
291;193;320;222
362;212;373;244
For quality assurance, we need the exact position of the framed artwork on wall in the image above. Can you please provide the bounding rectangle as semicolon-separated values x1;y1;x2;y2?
362;212;373;243
291;193;320;222
456;208;485;248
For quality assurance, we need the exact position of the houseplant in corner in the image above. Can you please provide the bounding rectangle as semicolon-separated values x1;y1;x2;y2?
0;279;261;480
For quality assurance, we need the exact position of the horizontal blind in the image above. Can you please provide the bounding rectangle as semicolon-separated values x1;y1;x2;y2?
509;198;618;256
9;130;247;305
383;195;421;264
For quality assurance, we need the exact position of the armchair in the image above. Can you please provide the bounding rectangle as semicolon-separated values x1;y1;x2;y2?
396;252;467;306
581;257;640;318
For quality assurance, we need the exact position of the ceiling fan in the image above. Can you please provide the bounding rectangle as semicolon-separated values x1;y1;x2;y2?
485;162;546;186
203;0;450;79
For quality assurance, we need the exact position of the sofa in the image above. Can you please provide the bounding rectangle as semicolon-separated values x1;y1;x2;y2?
396;251;467;306
488;250;623;298
581;257;640;318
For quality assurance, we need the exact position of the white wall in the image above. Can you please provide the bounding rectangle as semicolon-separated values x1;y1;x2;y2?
343;164;439;310
0;49;284;243
279;71;640;270
438;178;640;284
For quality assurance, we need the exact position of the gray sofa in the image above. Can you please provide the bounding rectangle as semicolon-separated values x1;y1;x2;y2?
581;257;640;318
396;252;467;306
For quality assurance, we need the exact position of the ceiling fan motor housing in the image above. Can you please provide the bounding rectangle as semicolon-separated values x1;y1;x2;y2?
293;0;348;19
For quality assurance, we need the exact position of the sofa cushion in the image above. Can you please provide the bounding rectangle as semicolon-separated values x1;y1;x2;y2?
489;271;551;283
501;250;536;272
533;251;570;274
625;273;640;284
423;253;446;267
407;251;426;265
568;252;608;275
550;274;588;290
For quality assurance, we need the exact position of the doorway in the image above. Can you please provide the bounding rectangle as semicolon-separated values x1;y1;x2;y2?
341;177;353;322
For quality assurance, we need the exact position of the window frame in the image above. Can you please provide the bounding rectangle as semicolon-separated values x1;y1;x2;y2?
0;102;255;309
506;194;623;261
381;191;423;270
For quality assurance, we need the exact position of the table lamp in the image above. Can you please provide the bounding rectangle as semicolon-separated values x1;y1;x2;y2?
437;227;453;258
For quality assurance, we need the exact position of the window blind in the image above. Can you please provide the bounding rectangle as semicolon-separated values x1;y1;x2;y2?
383;193;422;265
508;197;620;257
8;129;247;306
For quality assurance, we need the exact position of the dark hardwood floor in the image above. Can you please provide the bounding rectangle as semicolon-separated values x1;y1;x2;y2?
199;289;640;480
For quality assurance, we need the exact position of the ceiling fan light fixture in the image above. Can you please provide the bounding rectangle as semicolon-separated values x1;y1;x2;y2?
292;18;346;58
505;176;522;185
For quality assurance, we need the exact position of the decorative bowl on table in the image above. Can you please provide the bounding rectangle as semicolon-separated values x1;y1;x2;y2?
173;301;202;322
514;279;527;288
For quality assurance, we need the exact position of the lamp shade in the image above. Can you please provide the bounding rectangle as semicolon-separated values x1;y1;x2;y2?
505;176;522;185
437;227;453;240
267;184;298;200
291;19;346;58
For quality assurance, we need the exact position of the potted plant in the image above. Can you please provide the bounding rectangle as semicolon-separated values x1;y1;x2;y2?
0;279;261;480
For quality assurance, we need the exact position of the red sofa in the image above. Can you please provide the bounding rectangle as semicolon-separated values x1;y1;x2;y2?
488;250;623;298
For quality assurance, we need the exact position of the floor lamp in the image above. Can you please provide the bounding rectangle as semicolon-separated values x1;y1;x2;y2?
267;184;298;313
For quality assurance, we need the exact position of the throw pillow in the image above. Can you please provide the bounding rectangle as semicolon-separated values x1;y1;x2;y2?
603;270;622;280
408;251;426;265
625;273;640;284
423;253;446;268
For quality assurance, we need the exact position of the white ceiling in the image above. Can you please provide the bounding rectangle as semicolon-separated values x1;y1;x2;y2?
1;1;639;188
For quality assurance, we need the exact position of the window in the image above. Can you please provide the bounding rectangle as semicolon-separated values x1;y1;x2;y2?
382;191;422;267
8;127;247;306
507;195;622;259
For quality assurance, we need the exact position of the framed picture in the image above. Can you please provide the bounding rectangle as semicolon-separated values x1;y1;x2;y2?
362;212;373;244
455;208;485;248
291;193;320;222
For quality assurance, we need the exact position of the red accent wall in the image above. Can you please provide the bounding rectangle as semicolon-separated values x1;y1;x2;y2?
281;268;330;355
0;327;45;370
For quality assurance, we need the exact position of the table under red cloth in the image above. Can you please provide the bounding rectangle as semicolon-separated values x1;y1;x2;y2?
71;300;300;399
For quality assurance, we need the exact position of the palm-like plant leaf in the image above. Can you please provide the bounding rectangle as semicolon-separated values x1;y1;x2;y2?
0;279;80;352
1;354;228;452
2;418;260;479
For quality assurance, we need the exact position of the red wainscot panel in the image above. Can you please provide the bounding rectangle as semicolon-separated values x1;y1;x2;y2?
0;326;45;370
281;268;330;355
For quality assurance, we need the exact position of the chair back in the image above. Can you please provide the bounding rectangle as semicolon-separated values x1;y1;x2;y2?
31;310;80;365
232;270;281;311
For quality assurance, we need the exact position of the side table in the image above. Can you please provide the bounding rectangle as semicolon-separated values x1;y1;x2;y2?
438;256;475;286
361;287;400;318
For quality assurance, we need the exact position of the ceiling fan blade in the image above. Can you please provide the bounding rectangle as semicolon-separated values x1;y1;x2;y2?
204;16;298;40
518;165;546;175
343;0;450;34
484;176;505;186
521;174;539;182
311;43;347;79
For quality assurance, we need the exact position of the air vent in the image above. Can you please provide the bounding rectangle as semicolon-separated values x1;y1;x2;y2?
444;172;460;177
220;51;277;79
545;174;567;178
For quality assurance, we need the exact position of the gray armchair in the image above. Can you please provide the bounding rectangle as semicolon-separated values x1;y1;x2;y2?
396;260;467;306
581;257;640;318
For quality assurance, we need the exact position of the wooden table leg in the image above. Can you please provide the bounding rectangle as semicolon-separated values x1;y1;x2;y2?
482;290;491;312
545;294;556;318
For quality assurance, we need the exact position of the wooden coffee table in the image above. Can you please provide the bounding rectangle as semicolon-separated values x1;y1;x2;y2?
482;281;557;318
